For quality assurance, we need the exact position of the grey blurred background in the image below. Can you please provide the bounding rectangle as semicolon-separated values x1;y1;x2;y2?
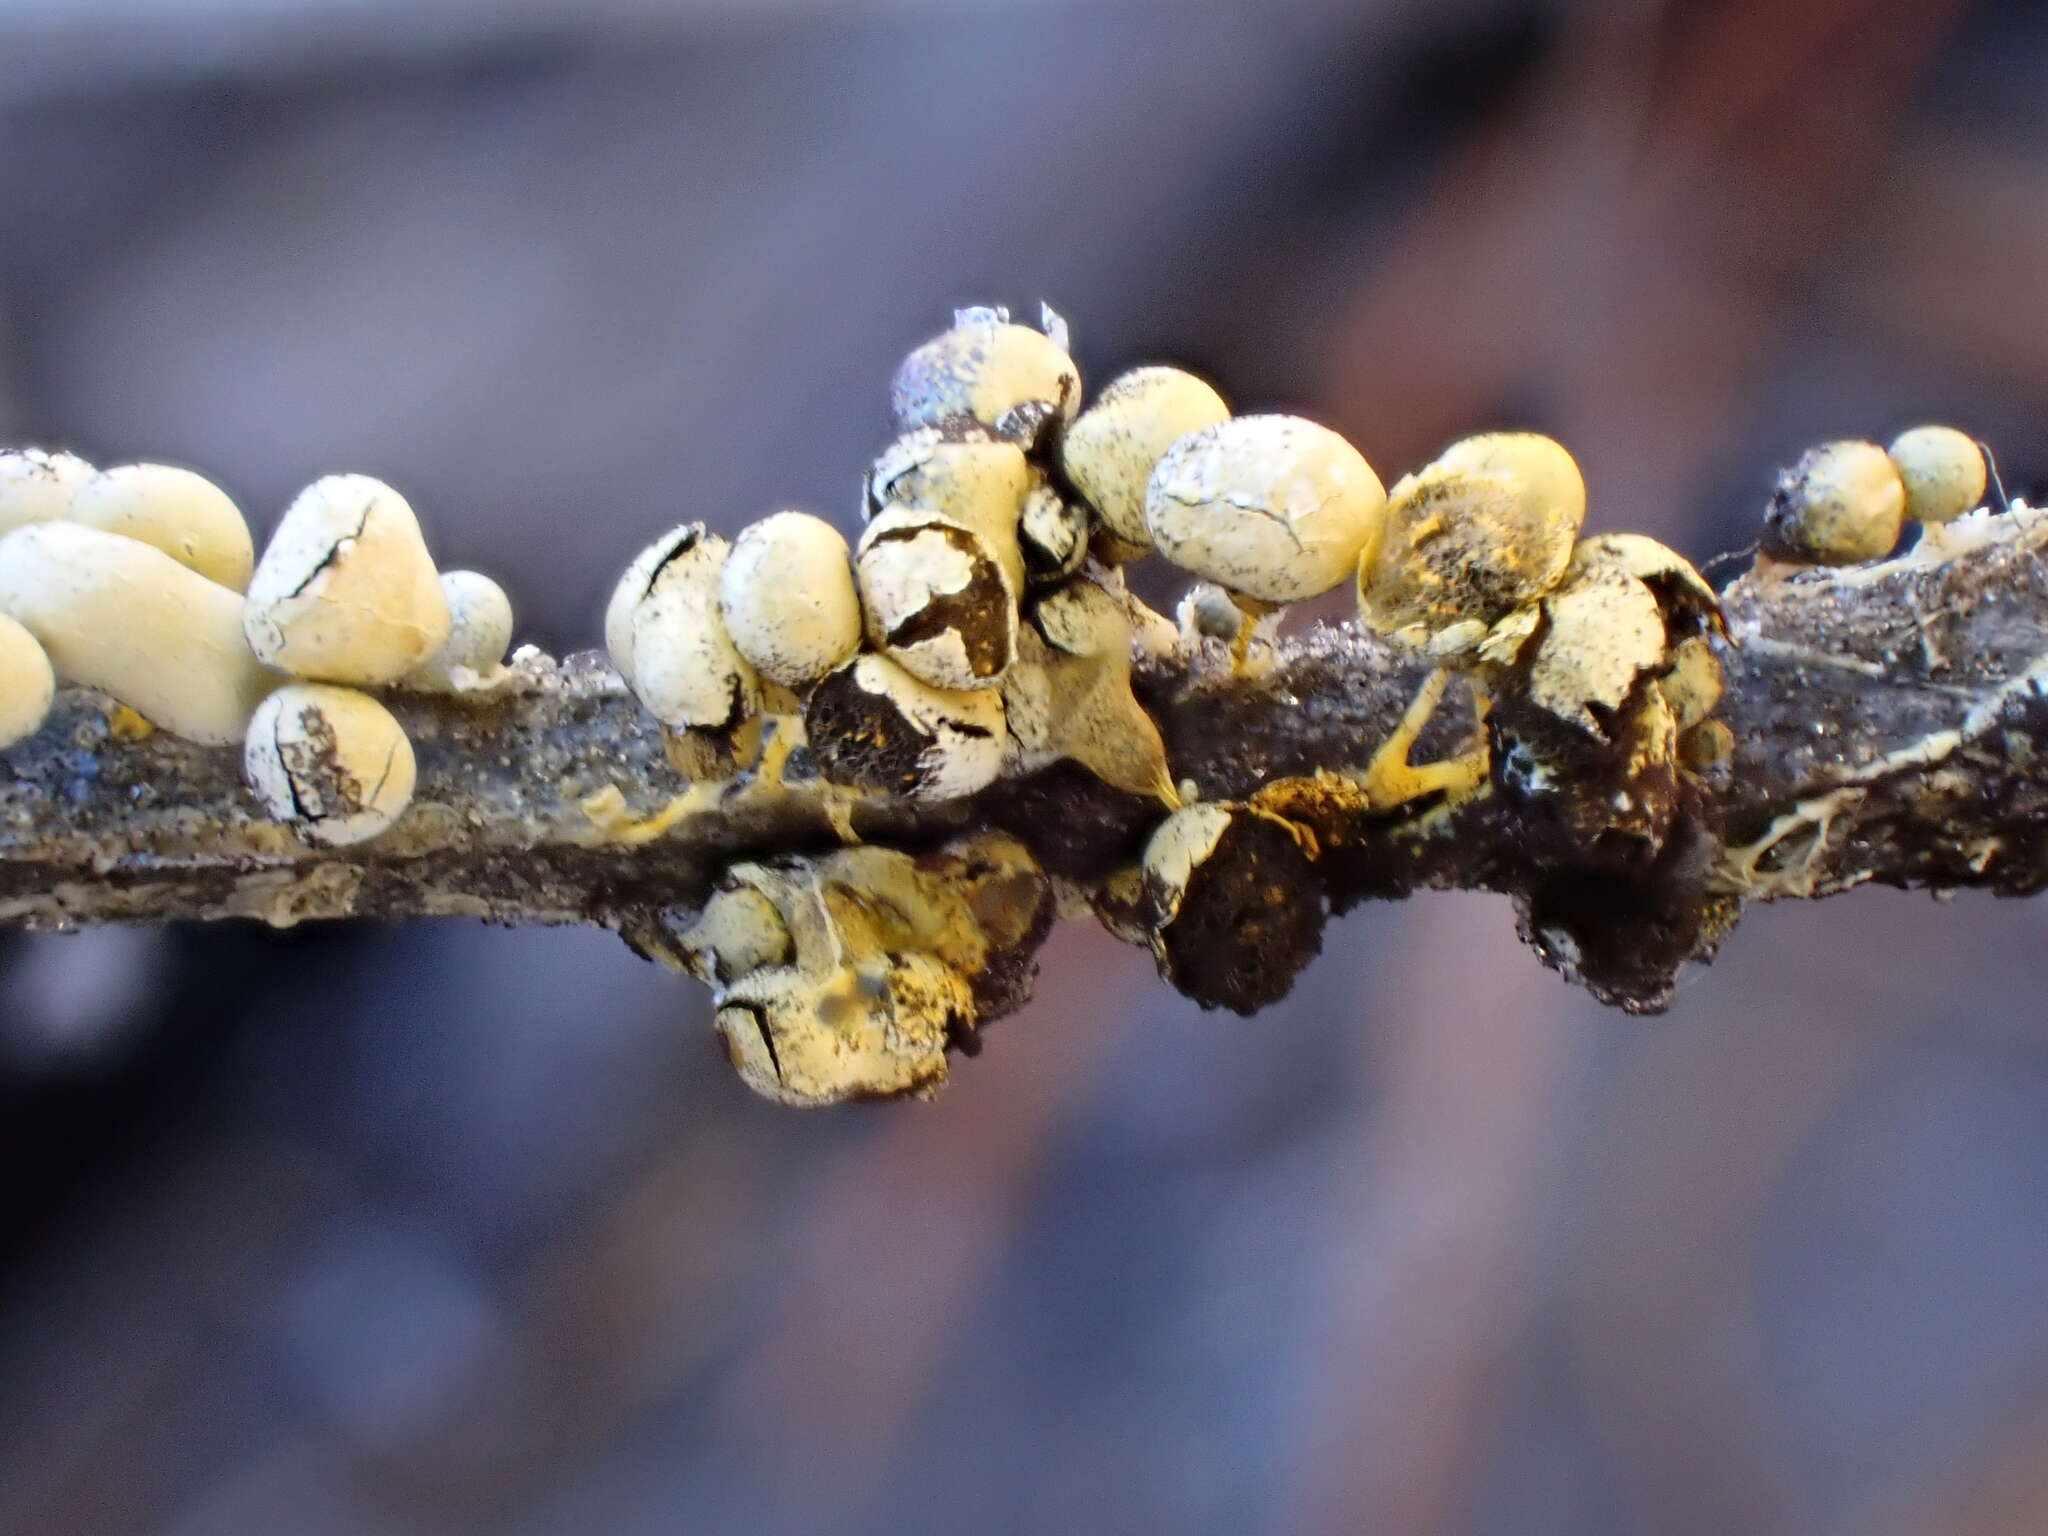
2;1;2048;1532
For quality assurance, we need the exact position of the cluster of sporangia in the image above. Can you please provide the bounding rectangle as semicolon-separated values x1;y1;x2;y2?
0;304;1999;1104
0;457;511;844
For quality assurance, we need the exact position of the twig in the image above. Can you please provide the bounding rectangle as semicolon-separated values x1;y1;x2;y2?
5;510;2048;1021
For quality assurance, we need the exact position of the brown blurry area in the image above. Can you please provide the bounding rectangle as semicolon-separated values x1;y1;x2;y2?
0;2;2046;1533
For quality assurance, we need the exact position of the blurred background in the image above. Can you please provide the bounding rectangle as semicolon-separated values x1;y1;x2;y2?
1;0;2047;1531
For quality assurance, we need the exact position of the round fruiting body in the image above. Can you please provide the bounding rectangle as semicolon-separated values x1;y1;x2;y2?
406;570;514;690
1762;440;1904;565
244;474;451;684
1524;561;1668;735
1140;801;1324;1014
716;511;862;690
1887;425;1986;527
69;463;255;590
856;506;1017;690
0;449;93;536
1565;532;1724;639
0;613;54;750
804;652;1005;800
716;951;970;1107
677;880;794;987
1146;415;1386;605
606;525;762;732
244;683;417;847
1360;432;1586;653
867;423;1029;529
1059;366;1230;547
865;423;1029;595
891;313;1080;445
0;522;274;744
